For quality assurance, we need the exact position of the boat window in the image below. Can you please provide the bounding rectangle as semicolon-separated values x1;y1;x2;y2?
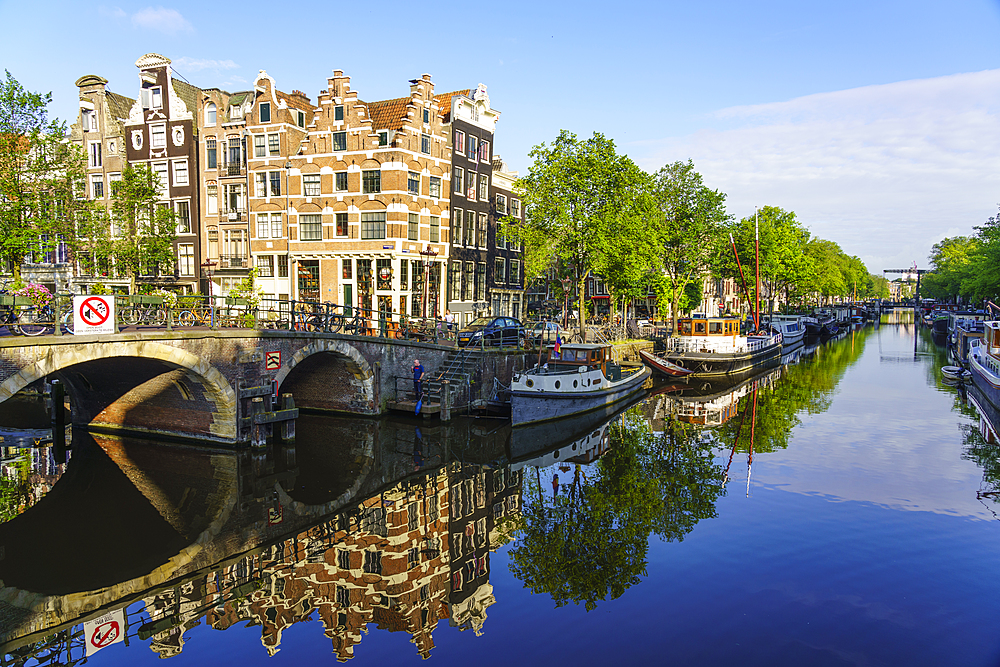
679;321;691;335
590;351;598;361
725;322;734;334
694;321;706;334
709;321;723;334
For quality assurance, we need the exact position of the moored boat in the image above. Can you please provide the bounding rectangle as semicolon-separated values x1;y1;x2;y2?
968;322;1000;407
638;348;695;377
765;315;805;347
510;343;651;426
660;315;781;377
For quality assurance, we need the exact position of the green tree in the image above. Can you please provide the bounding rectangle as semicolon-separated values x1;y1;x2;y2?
650;160;729;332
108;164;177;293
920;236;977;302
504;130;652;340
0;70;91;278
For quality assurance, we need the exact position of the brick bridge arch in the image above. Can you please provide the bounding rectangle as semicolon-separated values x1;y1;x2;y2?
0;340;238;442
275;339;376;414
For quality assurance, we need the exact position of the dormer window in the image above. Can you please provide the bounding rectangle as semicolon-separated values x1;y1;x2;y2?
296;110;305;128
334;105;344;121
140;86;162;110
206;103;217;126
378;131;388;146
423;107;429;124
229;105;243;120
259;102;271;123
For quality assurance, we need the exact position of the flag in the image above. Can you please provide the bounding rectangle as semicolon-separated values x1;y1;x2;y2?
554;334;562;356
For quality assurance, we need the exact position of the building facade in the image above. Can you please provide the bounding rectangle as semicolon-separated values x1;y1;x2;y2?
446;85;499;326
488;156;524;319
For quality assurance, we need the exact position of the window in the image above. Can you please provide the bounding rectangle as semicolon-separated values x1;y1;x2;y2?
408;213;419;241
430;216;439;243
363;550;382;575
408;171;420;195
463;262;475;301
254;134;266;158
278;257;288;277
465;210;475;246
453;209;463;245
89;141;101;168
378;131;388;146
454;167;464;194
336;212;348;236
496;194;506;214
332;131;347;151
450;261;461;302
467;135;477;160
271;213;283;238
480;140;490;162
303;174;321;197
206;137;217;169
361;211;386;239
107;139;116;154
362;170;380;194
259;102;270;123
422;107;430;124
334;105;344;121
269;171;281;196
477;213;487;247
421;133;430;154
108;172;121;194
477;262;487;300
335;172;348;191
227;137;241;170
151;124;166;149
175;201;190;233
207;184;217;214
178;244;194;276
495;257;505;283
454;130;464;154
496;223;505;248
511;198;521;218
268;133;279;156
466;171;477;199
254;172;266;198
256;255;274;277
296;110;305;128
206;102;217;126
151;87;161;109
342;258;352;279
299;214;322;241
510;259;521;284
152;162;168;195
172;160;188;186
91;175;103;199
257;213;270;239
479;173;488;201
429;176;441;198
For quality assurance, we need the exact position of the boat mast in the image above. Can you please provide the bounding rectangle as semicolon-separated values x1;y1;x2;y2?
755;208;761;332
730;233;754;328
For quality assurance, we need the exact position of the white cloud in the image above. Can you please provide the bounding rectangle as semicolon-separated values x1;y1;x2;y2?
98;5;126;19
635;70;1000;272
130;6;194;35
173;57;238;73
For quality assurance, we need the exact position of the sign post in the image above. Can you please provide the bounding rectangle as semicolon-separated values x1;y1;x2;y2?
73;296;116;335
84;608;126;656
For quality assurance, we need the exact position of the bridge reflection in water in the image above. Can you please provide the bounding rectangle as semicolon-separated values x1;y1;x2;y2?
0;400;636;664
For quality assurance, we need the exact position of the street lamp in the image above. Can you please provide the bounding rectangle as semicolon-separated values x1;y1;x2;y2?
284;161;292;299
201;259;217;296
419;245;438;319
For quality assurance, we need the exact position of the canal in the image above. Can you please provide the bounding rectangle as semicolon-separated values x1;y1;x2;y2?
2;310;1000;666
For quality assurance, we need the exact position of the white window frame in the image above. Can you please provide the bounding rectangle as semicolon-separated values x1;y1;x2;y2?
303;173;321;197
254;172;266;198
88;141;101;168
90;174;104;199
254;134;266;158
172;160;188;186
151;124;166;149
178;244;194;276
256;214;270;239
299;214;322;241
207;184;218;215
429;176;441;198
206;103;217;126
152;162;168;196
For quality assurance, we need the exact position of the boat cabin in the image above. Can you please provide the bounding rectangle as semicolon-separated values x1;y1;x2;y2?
985;321;1000;356
676;317;741;337
543;343;612;375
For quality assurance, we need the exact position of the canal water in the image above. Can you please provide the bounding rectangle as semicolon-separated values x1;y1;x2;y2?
2;311;1000;666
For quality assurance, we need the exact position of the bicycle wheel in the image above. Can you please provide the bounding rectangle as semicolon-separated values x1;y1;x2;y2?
176;310;195;327
151;308;167;326
325;313;345;333
16;308;48;336
60;308;74;334
122;307;141;326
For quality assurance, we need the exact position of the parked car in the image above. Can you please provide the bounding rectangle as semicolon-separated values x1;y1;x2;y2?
527;320;563;347
457;317;526;348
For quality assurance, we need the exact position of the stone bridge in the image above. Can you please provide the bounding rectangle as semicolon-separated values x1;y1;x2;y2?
0;330;458;445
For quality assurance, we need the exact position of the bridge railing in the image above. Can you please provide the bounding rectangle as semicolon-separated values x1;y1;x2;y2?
0;293;463;344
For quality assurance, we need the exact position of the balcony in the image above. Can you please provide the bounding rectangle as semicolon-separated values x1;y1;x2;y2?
226;210;246;222
224;164;245;177
218;255;248;269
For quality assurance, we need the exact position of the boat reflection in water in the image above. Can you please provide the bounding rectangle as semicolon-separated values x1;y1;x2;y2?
0;392;671;664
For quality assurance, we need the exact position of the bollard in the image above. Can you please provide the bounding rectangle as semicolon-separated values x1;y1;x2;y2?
281;393;296;442
166;303;173;332
441;379;451;422
250;397;266;448
53;297;61;337
50;379;65;453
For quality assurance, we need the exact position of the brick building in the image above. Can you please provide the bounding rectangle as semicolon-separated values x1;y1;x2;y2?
488;156;524;319
245;70;457;319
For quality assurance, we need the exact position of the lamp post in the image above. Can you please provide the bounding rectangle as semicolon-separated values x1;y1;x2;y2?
560;276;572;330
284;161;292;300
420;245;438;319
201;259;217;296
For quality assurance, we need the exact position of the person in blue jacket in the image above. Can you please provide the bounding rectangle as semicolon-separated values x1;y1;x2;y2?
413;358;424;399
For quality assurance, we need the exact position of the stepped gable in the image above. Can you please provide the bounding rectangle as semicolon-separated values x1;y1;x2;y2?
434;90;470;123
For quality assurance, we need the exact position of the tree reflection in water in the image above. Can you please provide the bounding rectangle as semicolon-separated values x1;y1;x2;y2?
508;408;725;611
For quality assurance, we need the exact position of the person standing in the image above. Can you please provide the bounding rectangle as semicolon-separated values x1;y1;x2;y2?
412;358;424;399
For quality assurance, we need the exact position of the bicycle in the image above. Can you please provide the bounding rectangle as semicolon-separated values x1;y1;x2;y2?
121;302;166;326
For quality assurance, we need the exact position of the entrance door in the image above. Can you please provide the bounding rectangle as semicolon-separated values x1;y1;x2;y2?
297;260;320;301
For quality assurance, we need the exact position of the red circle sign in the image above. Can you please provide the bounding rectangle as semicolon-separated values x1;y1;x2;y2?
79;297;110;326
90;620;120;648
379;267;391;281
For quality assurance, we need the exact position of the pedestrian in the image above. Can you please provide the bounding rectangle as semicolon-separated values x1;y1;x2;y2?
412;358;424;399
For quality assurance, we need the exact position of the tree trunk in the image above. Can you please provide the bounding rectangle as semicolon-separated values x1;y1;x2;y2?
578;278;586;343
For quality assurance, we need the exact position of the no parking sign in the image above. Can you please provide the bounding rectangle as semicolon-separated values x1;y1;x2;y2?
73;295;116;335
84;608;126;656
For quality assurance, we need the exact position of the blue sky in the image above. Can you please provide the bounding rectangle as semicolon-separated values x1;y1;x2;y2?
2;0;999;273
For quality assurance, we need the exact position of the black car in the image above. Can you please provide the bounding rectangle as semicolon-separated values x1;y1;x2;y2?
457;317;526;347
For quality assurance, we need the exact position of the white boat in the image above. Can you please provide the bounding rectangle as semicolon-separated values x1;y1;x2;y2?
510;343;651;426
764;315;805;346
661;315;782;376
